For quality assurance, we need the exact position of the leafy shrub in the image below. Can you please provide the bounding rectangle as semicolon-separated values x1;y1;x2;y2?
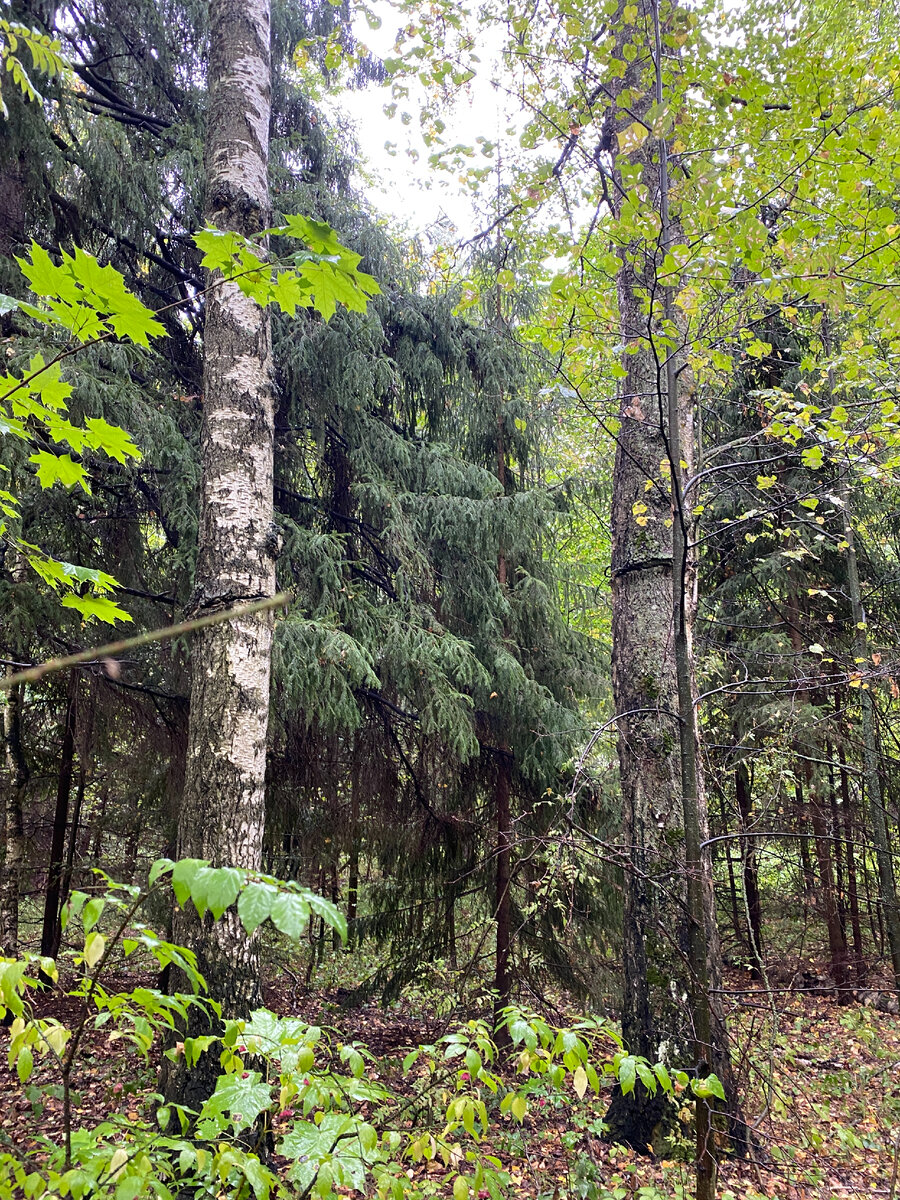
1;862;716;1199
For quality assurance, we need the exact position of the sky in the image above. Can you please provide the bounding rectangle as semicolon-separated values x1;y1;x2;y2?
323;2;513;242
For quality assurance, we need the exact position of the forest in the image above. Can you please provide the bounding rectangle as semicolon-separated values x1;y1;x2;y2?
1;0;900;1197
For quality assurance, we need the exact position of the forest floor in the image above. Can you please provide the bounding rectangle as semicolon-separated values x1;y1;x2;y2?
2;965;900;1200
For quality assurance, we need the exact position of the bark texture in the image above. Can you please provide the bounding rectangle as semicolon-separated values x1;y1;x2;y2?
164;0;275;1112
604;1;736;1169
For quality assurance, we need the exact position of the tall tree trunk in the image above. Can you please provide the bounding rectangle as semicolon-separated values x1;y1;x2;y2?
1;675;28;955
41;674;78;962
493;750;513;1045
720;789;744;952
347;747;361;949
59;681;94;918
735;762;763;981
604;4;737;1180
163;0;275;1111
827;756;847;927
834;705;865;982
839;478;900;990
492;390;515;1047
91;783;108;865
807;776;849;994
330;850;340;952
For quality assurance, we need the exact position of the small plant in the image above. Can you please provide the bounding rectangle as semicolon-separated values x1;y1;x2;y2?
1;863;725;1199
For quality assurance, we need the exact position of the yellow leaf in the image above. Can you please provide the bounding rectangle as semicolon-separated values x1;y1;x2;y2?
573;1064;588;1100
84;931;105;968
109;1147;129;1180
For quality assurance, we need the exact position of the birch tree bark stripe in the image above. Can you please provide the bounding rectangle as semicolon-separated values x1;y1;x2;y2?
165;0;275;1110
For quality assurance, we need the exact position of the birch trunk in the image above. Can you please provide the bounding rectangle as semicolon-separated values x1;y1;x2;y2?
164;0;275;1110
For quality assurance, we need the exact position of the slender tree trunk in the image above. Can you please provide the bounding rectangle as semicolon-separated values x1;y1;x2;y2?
59;682;94;919
492;394;515;1047
347;750;360;950
839;479;900;990
91;783;107;865
721;789;744;952
798;807;816;903
827;756;847;927
41;675;78;962
164;0;275;1111
445;886;457;969
330;852;340;952
1;675;28;955
735;762;763;981
807;777;848;994
604;6;738;1180
493;750;513;1045
834;706;865;982
58;751;86;919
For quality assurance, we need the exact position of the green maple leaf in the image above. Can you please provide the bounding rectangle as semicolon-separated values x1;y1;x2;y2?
84;416;141;463
29;450;91;493
270;270;310;316
44;416;90;453
194;227;245;272
17;242;82;305
277;213;346;255
16;243;165;346
61;593;133;625
28;357;73;410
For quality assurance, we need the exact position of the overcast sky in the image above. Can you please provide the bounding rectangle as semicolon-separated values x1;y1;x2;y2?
325;3;513;241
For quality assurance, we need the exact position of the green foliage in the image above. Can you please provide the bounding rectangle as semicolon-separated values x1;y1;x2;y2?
194;215;380;322
1;203;381;624
1;243;158;623
0;19;66;116
0;867;702;1200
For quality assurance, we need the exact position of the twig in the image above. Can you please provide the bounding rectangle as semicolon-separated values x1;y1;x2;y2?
0;593;291;690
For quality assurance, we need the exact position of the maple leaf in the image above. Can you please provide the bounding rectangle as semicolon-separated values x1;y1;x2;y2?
28;450;91;493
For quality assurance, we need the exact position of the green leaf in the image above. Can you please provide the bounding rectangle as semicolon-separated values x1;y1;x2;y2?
83;930;105;968
203;1070;272;1132
269;891;311;940
83;417;141;464
82;897;104;932
237;882;277;935
200;867;242;920
692;1073;726;1101
618;1055;636;1096
403;1049;419;1072
16;1045;33;1084
149;858;174;886
29;450;90;493
61;593;133;625
194;227;246;272
306;891;347;944
171;858;207;907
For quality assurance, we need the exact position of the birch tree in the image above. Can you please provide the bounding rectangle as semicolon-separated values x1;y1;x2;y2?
165;0;276;1109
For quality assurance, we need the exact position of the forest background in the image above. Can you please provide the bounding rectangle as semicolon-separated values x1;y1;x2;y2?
2;0;900;1198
